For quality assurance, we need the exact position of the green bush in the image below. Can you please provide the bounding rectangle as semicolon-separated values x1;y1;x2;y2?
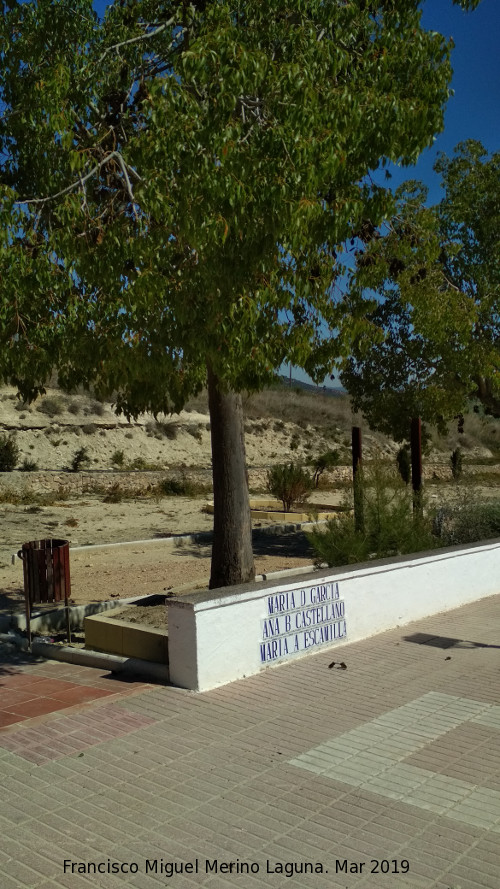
310;511;370;566
69;447;91;472
156;421;178;440
159;477;189;496
111;449;125;467
19;458;39;471
309;463;436;567
435;497;500;546
0;435;19;471
266;462;313;512
128;456;147;470
90;399;105;416
156;475;211;497
186;425;202;442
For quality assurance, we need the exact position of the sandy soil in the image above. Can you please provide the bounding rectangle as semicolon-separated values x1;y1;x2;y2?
112;603;169;630
2;481;498;620
0;492;335;615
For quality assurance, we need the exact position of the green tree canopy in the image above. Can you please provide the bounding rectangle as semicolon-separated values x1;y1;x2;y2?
340;140;499;442
0;0;482;585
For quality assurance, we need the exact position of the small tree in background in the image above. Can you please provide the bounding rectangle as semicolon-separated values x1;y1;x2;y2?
267;463;313;513
69;447;91;473
341;141;500;438
396;445;411;485
310;450;340;489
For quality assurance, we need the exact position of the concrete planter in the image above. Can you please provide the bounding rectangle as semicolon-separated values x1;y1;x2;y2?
84;608;168;664
205;498;344;523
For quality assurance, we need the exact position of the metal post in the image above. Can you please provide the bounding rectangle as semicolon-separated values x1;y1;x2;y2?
352;426;364;532
24;581;32;652
65;596;71;645
411;417;423;512
18;548;32;651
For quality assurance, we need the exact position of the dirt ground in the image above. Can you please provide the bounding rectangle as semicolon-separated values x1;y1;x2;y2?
0;491;336;617
112;603;169;630
2;481;499;626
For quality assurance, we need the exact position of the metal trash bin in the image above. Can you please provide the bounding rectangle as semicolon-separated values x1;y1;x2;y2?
18;539;71;646
18;538;71;604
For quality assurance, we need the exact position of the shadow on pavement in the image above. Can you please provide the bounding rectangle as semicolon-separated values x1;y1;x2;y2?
174;528;314;561
0;650;43;676
252;529;314;559
403;632;500;650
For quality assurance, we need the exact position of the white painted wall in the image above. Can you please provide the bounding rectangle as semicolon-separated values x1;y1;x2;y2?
166;539;500;692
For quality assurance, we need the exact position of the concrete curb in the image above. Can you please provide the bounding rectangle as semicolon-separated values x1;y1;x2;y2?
10;518;323;561
0;593;154;634
30;640;169;683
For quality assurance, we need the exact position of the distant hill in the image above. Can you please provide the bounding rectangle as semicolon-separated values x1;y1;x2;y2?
277;375;346;397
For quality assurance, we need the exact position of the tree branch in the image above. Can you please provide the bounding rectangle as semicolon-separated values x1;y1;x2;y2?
97;17;177;65
115;152;139;220
78;172;88;214
17;151;142;206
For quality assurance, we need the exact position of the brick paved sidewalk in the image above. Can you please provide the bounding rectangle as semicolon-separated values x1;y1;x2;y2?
0;593;499;889
0;659;151;730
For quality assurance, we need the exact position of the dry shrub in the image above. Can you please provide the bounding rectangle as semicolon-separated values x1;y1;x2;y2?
266;462;313;512
36;396;65;417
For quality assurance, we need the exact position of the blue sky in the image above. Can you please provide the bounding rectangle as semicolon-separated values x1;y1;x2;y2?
383;0;500;204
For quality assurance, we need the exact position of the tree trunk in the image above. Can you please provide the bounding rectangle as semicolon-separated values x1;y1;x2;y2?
474;376;500;418
207;364;255;589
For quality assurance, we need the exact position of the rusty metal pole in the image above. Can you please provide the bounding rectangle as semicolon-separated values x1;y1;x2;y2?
21;555;32;651
352;426;364;532
411;417;423;513
18;545;33;651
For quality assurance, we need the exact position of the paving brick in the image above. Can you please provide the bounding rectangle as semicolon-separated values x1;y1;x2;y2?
51;873;103;889
474;834;500;856
1;858;49;887
0;875;27;889
15;851;61;880
442;868;500;889
461;854;500;881
2;594;500;889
